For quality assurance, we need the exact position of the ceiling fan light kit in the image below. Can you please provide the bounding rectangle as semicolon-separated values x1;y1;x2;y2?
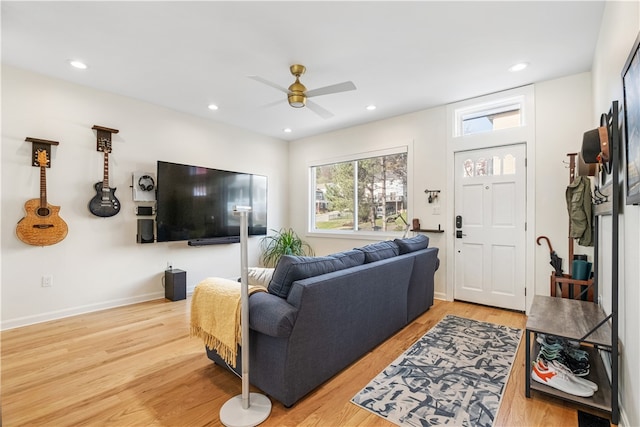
288;93;306;108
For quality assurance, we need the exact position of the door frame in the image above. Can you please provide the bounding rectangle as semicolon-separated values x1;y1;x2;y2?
445;85;536;313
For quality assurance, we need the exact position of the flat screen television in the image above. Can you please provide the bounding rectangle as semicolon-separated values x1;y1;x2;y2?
156;161;267;244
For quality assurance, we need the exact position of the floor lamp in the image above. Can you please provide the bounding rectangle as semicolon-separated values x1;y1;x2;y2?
220;206;272;427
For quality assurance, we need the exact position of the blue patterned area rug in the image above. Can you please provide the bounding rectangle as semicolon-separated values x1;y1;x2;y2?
351;315;522;427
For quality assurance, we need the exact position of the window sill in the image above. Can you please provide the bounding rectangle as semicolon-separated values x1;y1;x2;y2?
306;230;409;241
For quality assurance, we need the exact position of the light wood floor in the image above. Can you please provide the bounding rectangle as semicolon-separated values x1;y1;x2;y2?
1;298;613;426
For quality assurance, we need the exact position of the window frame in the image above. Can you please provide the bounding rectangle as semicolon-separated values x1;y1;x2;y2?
454;95;525;137
307;145;410;239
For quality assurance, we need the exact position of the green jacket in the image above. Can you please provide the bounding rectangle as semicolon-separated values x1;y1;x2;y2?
565;176;593;247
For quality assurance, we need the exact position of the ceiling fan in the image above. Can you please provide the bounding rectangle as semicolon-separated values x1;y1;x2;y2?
249;64;356;119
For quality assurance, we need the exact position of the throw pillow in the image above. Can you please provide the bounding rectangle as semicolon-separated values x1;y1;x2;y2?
247;267;275;288
356;241;399;263
268;255;342;298
394;234;429;254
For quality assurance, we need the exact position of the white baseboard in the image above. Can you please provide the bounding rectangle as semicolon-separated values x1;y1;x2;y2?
434;291;448;301
619;405;630;427
1;291;165;330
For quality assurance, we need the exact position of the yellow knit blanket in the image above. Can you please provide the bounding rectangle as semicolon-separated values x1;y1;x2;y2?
190;277;267;368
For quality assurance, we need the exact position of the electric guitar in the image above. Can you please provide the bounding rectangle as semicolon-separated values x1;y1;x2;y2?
88;137;120;217
16;150;68;246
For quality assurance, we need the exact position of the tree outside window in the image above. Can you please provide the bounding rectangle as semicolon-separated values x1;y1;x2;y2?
312;151;407;232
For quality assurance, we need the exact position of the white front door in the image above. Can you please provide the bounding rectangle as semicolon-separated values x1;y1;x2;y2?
453;144;526;311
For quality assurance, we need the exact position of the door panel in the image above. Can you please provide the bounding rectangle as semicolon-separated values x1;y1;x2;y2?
454;144;526;310
462;243;483;292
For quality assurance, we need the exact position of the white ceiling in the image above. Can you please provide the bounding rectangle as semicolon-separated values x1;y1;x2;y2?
1;1;605;141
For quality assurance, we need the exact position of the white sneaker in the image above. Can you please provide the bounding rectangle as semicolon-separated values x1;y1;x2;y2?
532;359;595;397
546;359;598;392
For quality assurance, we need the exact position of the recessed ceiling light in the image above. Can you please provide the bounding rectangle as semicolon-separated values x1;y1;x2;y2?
283;128;292;133
69;60;87;69
207;104;219;111
366;105;377;111
508;62;529;72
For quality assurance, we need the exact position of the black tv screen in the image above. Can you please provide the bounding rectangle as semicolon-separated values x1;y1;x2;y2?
156;161;267;243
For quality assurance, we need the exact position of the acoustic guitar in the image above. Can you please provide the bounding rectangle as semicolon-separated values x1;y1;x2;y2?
88;137;120;217
16;150;68;246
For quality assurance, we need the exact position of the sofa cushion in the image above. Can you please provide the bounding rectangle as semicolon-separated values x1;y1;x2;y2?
268;255;342;298
356;241;399;263
394;234;429;254
328;249;366;268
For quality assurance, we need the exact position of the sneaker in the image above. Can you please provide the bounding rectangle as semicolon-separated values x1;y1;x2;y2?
538;348;590;377
544;359;598;392
537;335;589;360
532;359;594;397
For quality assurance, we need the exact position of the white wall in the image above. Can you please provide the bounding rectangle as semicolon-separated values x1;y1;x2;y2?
288;73;594;304
1;65;289;329
534;73;594;295
591;2;640;426
288;107;448;298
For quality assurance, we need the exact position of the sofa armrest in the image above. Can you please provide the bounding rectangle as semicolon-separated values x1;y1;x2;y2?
249;292;298;338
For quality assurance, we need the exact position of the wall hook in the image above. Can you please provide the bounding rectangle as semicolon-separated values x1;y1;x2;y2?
424;189;441;204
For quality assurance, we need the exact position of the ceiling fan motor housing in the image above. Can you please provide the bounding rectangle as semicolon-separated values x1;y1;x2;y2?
288;64;307;107
288;78;307;108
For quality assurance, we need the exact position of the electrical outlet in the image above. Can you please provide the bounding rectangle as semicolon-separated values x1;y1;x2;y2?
41;275;53;287
433;206;441;215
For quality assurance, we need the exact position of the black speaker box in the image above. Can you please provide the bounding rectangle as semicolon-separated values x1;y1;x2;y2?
137;219;154;243
165;269;186;301
136;206;154;216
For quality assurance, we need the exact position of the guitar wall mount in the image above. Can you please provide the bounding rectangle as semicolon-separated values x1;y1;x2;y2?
26;137;60;167
92;125;119;152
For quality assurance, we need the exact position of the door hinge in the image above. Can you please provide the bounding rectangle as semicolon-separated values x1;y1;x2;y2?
525;287;527;296
525;222;527;231
525;157;528;167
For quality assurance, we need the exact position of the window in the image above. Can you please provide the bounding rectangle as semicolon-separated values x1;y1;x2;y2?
311;149;408;233
455;97;524;137
461;153;517;178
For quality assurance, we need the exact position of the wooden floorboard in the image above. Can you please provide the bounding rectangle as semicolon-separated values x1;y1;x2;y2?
1;298;612;426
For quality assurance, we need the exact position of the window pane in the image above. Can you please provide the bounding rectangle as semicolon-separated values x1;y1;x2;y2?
503;154;516;174
311;151;407;233
493;156;502;176
476;158;487;176
464;159;474;177
461;106;521;136
313;162;355;230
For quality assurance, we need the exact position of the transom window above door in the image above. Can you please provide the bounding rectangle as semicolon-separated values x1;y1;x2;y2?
454;96;525;137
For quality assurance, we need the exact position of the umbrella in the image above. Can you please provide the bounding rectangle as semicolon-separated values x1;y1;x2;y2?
537;236;563;276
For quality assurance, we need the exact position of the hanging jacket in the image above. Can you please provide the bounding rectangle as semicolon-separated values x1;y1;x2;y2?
566;176;593;247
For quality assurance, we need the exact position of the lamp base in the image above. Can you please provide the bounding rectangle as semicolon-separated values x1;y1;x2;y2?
220;393;271;427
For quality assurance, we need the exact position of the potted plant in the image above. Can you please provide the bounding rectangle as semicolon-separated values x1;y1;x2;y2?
260;228;314;267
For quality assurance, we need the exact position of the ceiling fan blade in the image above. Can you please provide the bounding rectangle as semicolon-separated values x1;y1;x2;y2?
248;75;290;94
306;100;334;119
306;81;356;98
262;98;286;108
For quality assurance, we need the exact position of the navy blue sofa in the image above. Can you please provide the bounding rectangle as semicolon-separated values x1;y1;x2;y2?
205;236;439;407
